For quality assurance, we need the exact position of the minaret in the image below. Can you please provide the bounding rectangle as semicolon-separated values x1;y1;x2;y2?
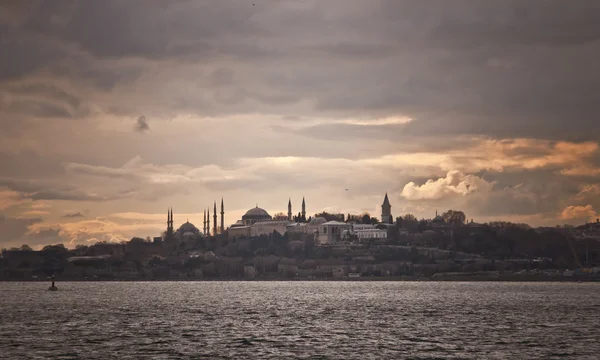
220;197;224;233
381;192;392;224
213;201;217;235
203;209;207;235
166;207;174;238
207;208;211;236
288;198;292;221
301;197;306;222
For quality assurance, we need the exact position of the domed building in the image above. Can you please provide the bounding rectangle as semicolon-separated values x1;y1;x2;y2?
176;220;201;238
309;216;327;226
174;220;203;243
241;206;272;225
431;210;446;228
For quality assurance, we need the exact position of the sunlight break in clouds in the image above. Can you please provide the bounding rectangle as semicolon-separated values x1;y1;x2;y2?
337;116;413;126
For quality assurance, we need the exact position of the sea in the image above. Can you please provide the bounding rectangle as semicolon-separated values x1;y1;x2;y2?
1;281;599;359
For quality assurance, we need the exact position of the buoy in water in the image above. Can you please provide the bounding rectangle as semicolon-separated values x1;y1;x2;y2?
48;274;58;291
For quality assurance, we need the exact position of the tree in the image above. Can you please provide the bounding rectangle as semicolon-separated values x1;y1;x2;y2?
403;214;417;222
361;213;371;224
442;210;466;225
273;212;288;221
41;244;67;252
129;237;146;244
395;217;403;228
19;244;33;251
314;212;344;222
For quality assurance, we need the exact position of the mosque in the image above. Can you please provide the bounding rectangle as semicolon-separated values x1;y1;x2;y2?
164;198;226;241
164;193;395;244
227;197;307;239
164;197;308;241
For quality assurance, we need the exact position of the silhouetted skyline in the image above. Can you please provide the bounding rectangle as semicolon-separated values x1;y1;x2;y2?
1;1;600;249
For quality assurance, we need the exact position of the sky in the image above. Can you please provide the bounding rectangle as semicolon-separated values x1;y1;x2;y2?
1;0;600;249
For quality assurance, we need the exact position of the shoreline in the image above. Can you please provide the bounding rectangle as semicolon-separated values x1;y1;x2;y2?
2;276;599;282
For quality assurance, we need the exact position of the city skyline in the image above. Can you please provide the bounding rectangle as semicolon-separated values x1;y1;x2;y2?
2;1;600;249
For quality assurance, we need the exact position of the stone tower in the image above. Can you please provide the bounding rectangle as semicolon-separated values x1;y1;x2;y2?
381;193;392;224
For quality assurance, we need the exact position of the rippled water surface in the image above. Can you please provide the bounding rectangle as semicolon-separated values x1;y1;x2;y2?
1;281;599;359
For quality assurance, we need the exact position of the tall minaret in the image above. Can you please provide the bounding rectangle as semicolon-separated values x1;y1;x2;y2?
213;201;217;235
167;207;174;238
207;208;211;236
381;192;392;224
203;209;207;235
288;198;292;221
301;197;306;221
220;197;224;233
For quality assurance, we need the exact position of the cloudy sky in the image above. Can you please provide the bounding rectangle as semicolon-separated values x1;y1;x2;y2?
2;0;600;248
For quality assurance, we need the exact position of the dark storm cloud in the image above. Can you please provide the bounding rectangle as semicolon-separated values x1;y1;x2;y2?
29;190;107;202
286;123;411;143
1;98;73;118
63;162;142;181
134;116;150;133
421;1;600;48
23;227;64;247
466;181;567;218
0;0;599;229
0;214;42;246
0;36;67;81
1;0;598;141
61;212;84;219
9;0;269;60
0;178;115;202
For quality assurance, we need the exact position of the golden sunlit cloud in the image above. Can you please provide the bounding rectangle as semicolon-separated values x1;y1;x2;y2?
337;116;413;126
401;170;494;200
0;190;22;211
559;205;597;221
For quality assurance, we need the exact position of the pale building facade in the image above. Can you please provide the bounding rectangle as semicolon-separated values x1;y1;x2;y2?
251;220;291;237
351;224;388;240
317;221;352;245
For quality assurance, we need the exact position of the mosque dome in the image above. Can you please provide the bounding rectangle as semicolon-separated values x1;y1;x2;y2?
242;206;272;221
309;217;327;225
177;221;199;233
432;215;444;223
